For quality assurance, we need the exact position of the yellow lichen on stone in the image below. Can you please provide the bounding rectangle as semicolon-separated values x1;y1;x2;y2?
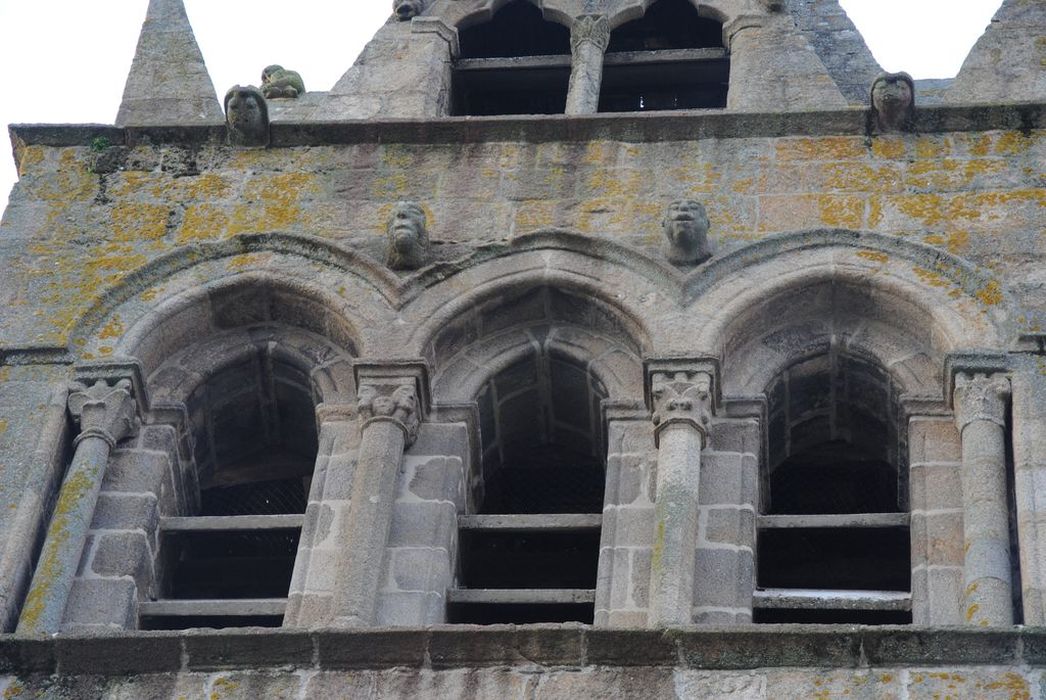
823;162;902;192
776;137;864;161
16;145;45;177
98;315;124;340
913;267;952;289
994;131;1034;155
514;200;556;233
111;202;169;241
857;251;888;263
981;672;1031;700
976;280;1003;306
871;137;906;160
229;173;318;235
818;195;864;229
915;136;953;159
177;204;231;244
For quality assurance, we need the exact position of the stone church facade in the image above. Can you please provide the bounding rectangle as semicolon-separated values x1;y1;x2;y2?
0;0;1044;696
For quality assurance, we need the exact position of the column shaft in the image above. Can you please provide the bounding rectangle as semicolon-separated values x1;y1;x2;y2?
648;422;702;626
333;420;407;625
960;418;1013;625
954;371;1013;626
18;437;113;633
565;15;610;115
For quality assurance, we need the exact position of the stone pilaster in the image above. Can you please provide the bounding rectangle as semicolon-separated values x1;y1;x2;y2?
332;362;429;627
645;359;717;627
566;15;611;115
18;379;139;634
953;371;1014;626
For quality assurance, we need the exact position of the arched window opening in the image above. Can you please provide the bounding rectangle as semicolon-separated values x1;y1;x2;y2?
754;351;912;625
451;1;572;115
449;350;608;624
141;343;319;630
600;0;729;112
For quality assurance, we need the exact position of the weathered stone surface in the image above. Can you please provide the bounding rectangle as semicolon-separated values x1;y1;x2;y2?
115;0;223;126
948;0;1046;104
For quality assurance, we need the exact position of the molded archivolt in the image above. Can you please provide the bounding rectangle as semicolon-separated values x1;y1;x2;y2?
686;231;1011;396
429;0;746;33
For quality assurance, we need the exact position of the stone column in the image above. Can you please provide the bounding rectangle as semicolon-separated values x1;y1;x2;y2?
332;364;428;627
645;363;715;627
1011;351;1046;624
17;380;138;634
953;371;1014;626
565;15;611;115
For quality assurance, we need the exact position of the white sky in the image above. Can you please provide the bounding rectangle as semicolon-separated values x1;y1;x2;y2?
0;0;1002;214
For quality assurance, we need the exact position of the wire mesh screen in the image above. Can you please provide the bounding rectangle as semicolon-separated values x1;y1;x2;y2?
200;477;307;516
484;445;605;514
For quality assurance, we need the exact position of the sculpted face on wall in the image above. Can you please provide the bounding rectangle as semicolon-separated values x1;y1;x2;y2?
871;72;915;133
662;199;711;265
385;201;431;270
393;0;425;20
261;65;306;99
224;86;269;147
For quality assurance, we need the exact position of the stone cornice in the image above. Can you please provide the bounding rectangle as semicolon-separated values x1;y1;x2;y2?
10;102;1043;167
1;627;1044;675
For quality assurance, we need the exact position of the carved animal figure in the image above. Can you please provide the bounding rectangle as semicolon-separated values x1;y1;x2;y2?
393;0;424;20
224;85;269;147
385;201;431;270
662;200;711;265
871;72;915;133
261;65;305;99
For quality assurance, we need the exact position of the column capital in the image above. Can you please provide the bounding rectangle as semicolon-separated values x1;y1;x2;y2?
570;14;611;55
644;358;719;447
353;360;431;447
67;379;139;449
953;371;1011;431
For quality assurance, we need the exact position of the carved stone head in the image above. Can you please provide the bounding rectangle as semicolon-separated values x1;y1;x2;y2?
385;201;430;270
871;72;915;133
224;85;269;147
261;64;305;99
662;200;711;265
393;0;424;20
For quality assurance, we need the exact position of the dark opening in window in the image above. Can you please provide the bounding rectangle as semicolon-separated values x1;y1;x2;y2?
452;1;571;115
600;0;729;112
453;350;607;624
755;351;911;624
144;345;318;630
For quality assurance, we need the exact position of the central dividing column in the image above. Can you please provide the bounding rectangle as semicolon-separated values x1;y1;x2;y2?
18;379;138;634
645;360;716;627
333;362;429;627
565;15;611;115
953;370;1014;626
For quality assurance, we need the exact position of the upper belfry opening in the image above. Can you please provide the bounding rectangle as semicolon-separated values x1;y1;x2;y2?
458;1;570;58
452;1;572;115
607;0;724;52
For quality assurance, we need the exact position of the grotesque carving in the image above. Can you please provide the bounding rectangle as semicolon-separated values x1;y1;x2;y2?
261;65;305;99
357;382;421;445
871;72;915;133
393;0;424;20
224;85;269;147
662;200;711;265
953;372;1011;430
385;201;431;270
649;370;713;445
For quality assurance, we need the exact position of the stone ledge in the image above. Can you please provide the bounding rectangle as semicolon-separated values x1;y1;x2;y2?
9;102;1043;156
1;626;1044;676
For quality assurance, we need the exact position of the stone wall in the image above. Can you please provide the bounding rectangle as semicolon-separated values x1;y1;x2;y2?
0;627;1044;699
2;108;1043;357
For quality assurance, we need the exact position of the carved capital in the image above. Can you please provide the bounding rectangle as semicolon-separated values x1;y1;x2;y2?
650;371;713;446
953;372;1011;431
571;15;611;56
357;382;422;446
67;379;139;448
